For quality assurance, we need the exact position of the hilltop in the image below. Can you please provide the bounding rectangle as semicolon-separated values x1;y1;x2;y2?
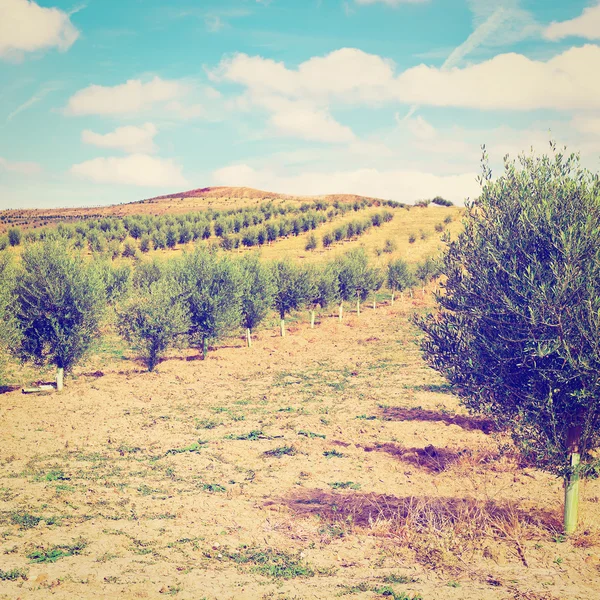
0;186;389;232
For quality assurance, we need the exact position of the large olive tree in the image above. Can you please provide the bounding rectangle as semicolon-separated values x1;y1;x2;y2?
417;147;600;533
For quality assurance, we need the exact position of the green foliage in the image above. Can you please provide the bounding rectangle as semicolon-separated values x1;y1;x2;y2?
431;196;453;207
28;538;87;563
117;276;189;371
414;257;440;286
263;445;297;458
307;263;340;310
0;568;28;581
177;249;242;353
322;232;333;247
97;261;132;304
239;254;275;332
0;254;19;381
383;238;397;253
417;147;600;477
8;227;22;246
15;240;106;373
387;259;413;293
305;233;318;251
408;233;416;244
271;259;308;319
336;248;383;302
220;546;314;579
11;512;42;529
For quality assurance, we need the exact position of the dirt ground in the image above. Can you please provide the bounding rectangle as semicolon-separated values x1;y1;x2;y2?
1;295;599;600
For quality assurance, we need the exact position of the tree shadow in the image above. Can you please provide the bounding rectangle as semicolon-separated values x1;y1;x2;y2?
0;385;20;395
276;489;560;534
380;406;495;434
362;442;486;473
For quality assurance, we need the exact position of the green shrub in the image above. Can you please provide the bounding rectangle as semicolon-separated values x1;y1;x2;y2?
417;148;600;533
118;276;189;371
8;227;21;247
383;238;397;253
305;233;317;251
239;254;275;344
14;240;105;376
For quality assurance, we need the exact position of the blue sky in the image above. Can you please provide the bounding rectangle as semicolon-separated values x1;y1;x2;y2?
1;0;600;208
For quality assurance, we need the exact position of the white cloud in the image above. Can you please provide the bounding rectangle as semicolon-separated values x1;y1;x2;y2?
269;104;355;143
544;3;600;41
216;45;600;113
0;0;79;61
402;115;436;140
395;45;600;110
81;123;158;154
70;154;187;187
212;163;479;204
65;77;189;117
0;157;42;175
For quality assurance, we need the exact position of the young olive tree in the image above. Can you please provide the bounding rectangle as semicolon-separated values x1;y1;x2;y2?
14;240;106;388
417;147;600;534
117;276;189;372
271;260;308;336
177;249;242;358
306;263;340;328
0;254;20;384
239;254;275;347
387;259;413;305
414;257;440;296
336;249;381;316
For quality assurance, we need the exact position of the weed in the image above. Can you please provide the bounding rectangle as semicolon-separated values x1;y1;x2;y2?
373;587;422;600
356;414;377;420
225;430;267;441
196;418;221;429
28;538;88;563
217;546;314;579
165;440;207;455
200;483;226;493
264;446;297;458
0;568;28;581
323;449;344;458
45;469;69;481
329;481;361;490
11;512;41;529
298;430;326;439
382;574;419;584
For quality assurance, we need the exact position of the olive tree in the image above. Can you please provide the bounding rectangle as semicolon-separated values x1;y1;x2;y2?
271;260;308;336
239;254;275;347
177;249;242;358
336;249;382;316
306;263;340;328
414;257;440;296
417;147;600;534
0;254;19;384
117;276;189;372
14;240;106;389
387;258;413;305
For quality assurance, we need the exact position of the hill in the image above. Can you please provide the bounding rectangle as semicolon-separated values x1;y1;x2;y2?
0;186;389;233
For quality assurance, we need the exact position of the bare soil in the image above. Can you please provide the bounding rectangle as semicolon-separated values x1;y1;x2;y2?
1;296;599;600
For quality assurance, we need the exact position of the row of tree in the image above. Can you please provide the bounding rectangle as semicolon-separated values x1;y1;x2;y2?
0;241;437;379
0;198;389;253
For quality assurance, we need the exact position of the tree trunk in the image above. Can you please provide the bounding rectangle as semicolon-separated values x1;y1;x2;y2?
356;296;360;316
373;299;376;310
280;319;285;337
564;427;582;534
391;291;395;306
246;328;252;348
339;303;343;321
310;310;315;329
202;336;208;360
56;368;64;391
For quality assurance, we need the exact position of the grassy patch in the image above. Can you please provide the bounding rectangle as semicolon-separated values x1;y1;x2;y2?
199;483;226;493
28;538;88;563
298;430;326;439
217;546;314;579
11;512;41;529
328;481;361;490
264;445;297;458
165;440;207;455
323;449;344;459
0;568;28;581
225;430;268;441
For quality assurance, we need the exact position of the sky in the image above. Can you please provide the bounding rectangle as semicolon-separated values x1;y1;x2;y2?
1;0;600;209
